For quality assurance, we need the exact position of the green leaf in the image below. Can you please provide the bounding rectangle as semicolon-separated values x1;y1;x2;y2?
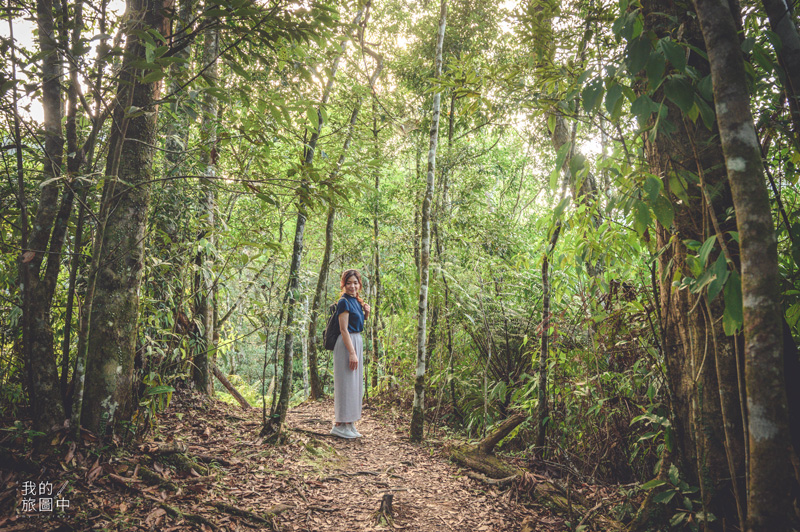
582;79;604;113
696;96;716;130
652;195;674;227
707;253;729;302
605;83;624;116
653;489;678;504
145;385;175;396
550;143;570;192
645;51;666;88
306;105;319;131
641;478;668;490
723;270;743;336
627;35;652;74
633;200;651;235
664;75;694;113
569;153;586;179
644;175;662;201
698;235;716;265
669;464;680;485
659;38;686;73
631;94;659;124
698;75;713;102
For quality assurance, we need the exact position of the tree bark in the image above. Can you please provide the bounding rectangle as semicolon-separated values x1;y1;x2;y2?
82;0;170;436
20;0;68;435
694;0;794;528
411;0;447;443
267;7;366;433
308;204;335;400
636;2;747;528
193;23;219;395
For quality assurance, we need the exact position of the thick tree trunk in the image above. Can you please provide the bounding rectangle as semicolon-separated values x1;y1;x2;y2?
82;0;170;436
411;0;447;443
694;0;794;528
638;2;747;528
193;24;219;395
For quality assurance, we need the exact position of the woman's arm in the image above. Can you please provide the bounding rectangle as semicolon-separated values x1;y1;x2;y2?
338;311;358;370
363;302;371;320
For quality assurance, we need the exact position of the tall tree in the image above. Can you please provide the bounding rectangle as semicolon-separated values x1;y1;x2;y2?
266;6;366;434
694;0;794;527
82;0;171;435
20;0;68;436
193;23;220;395
410;0;448;443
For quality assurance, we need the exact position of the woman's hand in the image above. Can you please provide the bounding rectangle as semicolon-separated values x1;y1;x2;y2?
363;302;371;318
349;352;358;370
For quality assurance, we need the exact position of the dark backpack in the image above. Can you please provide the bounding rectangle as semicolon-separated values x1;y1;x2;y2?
323;302;340;350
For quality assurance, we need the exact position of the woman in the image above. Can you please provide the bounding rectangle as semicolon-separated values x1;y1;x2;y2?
331;269;370;439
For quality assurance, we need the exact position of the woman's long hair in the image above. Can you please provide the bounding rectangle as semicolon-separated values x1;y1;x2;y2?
340;269;366;310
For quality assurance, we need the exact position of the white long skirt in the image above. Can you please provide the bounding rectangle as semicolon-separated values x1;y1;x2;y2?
333;332;363;423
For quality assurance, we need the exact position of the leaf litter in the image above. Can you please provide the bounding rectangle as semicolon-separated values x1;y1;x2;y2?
0;390;577;531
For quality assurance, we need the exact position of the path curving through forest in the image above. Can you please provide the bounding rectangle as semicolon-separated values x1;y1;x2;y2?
279;398;538;531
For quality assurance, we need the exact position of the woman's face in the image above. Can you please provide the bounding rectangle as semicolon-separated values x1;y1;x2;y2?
344;275;360;297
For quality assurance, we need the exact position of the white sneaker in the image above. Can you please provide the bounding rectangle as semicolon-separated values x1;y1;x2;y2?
347;423;362;437
330;424;356;439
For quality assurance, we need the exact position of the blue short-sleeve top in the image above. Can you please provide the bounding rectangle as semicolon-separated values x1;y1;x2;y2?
337;294;364;333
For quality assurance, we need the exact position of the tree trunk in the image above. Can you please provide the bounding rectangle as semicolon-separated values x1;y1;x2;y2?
193;24;219;395
410;0;447;443
20;0;68;436
694;0;794;528
372;98;383;391
308;204;335;400
212;364;252;410
638;2;747;528
535;223;559;452
267;7;366;434
82;0;170;436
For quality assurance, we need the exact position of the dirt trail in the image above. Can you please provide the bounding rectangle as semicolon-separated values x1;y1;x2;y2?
279;398;537;531
1;392;550;531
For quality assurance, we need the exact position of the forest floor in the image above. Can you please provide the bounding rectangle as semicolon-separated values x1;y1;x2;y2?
0;389;618;531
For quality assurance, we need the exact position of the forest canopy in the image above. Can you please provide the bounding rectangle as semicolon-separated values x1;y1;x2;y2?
1;0;800;529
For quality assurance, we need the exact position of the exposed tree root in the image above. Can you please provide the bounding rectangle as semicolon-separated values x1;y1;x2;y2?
209;501;292;528
161;503;220;531
449;413;623;531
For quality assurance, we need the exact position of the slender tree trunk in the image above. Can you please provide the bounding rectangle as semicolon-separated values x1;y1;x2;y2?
535;223;560;451
371;98;383;391
82;0;170;436
308;204;335;400
193;24;219;395
694;1;794;528
268;7;366;432
410;0;447;443
20;0;67;435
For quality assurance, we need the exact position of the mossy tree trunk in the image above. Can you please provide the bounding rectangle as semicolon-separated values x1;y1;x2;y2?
82;0;170;436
